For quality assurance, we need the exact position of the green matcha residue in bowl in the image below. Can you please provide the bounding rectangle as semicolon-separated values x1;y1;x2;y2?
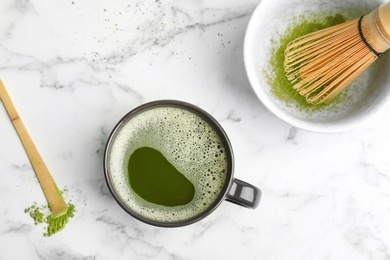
267;14;347;112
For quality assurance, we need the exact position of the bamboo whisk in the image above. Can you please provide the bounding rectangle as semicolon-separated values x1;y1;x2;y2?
284;2;390;104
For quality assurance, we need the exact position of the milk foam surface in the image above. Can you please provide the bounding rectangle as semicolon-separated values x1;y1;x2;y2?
108;106;229;223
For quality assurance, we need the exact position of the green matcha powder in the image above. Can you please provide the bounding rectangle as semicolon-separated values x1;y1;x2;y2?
25;191;76;237
267;13;347;111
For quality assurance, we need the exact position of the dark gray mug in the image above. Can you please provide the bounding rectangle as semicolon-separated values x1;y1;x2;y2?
104;100;261;227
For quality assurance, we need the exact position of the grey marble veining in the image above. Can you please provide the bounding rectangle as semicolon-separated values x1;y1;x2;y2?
1;0;390;259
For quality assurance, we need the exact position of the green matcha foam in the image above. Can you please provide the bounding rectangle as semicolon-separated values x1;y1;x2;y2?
108;106;228;223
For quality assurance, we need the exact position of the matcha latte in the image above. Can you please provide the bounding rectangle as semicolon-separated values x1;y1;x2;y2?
105;102;231;225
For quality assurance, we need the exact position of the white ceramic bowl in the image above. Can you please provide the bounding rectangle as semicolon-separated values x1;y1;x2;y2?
244;0;390;133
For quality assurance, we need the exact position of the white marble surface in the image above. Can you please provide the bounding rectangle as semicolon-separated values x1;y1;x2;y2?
1;0;390;259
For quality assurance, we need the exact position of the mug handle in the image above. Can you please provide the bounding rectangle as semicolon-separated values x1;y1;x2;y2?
226;179;261;209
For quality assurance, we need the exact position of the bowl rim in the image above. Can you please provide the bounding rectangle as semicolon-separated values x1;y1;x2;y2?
243;0;388;133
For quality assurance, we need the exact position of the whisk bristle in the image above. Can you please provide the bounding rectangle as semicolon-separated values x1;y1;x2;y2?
284;6;390;105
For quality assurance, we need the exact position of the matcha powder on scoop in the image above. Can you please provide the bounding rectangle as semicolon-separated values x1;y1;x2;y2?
25;201;76;237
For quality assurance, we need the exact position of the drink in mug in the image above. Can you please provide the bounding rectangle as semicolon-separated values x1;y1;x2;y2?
104;100;260;227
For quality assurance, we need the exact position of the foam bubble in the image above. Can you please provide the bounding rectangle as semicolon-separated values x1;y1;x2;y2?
108;106;229;223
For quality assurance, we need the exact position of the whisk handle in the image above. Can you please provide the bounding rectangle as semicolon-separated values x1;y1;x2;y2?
378;1;390;41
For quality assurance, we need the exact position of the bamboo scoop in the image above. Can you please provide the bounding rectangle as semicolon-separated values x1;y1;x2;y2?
0;80;67;218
